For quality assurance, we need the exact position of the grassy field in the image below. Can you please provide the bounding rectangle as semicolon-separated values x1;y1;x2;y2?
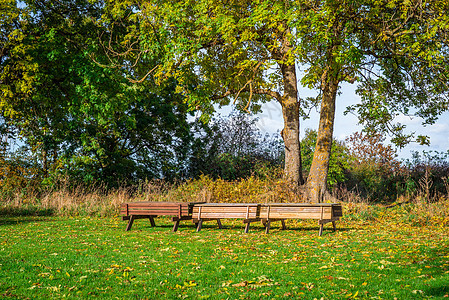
0;207;448;299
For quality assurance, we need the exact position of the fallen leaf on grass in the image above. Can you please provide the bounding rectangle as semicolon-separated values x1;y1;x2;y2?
231;276;278;288
175;281;197;289
221;281;230;287
184;280;197;287
345;291;359;299
232;281;247;287
46;286;60;292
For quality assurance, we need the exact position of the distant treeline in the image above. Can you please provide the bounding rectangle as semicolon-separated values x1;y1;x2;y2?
1;111;449;203
1;112;283;192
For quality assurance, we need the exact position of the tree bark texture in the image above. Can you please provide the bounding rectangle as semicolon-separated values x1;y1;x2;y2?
42;149;48;177
280;62;304;189
306;71;339;203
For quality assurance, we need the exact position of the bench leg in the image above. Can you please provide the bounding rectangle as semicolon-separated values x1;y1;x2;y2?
196;220;203;232
332;221;337;231
217;219;223;229
319;223;324;236
149;216;156;227
244;222;250;233
172;220;180;232
265;220;271;234
281;220;286;230
126;215;135;231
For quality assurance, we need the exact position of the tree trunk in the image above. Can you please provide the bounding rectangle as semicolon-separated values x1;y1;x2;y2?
280;62;304;189
42;149;48;177
306;71;339;203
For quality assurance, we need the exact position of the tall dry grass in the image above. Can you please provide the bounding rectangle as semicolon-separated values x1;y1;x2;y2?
1;174;448;226
0;175;300;216
333;185;449;226
3;186;130;217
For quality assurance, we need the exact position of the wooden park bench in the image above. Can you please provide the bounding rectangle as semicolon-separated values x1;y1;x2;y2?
120;201;343;236
120;201;204;232
259;203;343;236
192;203;261;233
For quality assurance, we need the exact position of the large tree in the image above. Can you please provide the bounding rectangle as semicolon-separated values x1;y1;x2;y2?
103;0;305;189
103;0;449;201
0;0;193;185
297;0;449;202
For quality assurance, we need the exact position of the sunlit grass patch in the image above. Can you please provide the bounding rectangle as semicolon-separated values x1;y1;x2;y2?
0;215;448;299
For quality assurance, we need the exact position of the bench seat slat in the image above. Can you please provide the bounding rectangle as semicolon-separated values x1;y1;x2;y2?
120;201;205;232
192;203;260;220
260;213;333;219
120;202;172;207
121;210;189;216
192;213;259;219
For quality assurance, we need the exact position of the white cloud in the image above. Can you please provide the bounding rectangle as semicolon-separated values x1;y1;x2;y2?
428;123;449;134
393;114;423;126
256;117;283;133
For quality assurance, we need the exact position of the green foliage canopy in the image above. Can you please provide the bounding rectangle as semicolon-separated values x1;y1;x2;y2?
102;0;303;116
104;0;449;142
292;0;449;146
0;0;193;186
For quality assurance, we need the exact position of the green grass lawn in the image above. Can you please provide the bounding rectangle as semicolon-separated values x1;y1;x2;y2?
0;215;448;299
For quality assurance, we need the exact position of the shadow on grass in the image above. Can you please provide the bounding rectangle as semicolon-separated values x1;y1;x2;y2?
421;245;449;297
0;205;54;226
281;225;353;232
0;206;55;217
424;283;449;298
0;217;53;226
182;223;353;234
121;218;354;235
